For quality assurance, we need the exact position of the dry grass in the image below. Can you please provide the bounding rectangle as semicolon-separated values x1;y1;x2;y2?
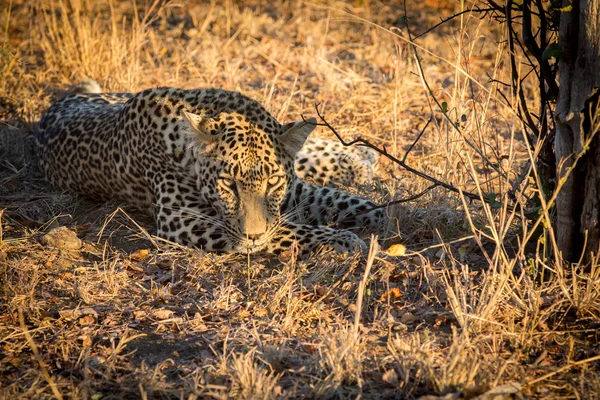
1;0;599;398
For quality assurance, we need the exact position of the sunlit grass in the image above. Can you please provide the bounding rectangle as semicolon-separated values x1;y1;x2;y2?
0;0;598;398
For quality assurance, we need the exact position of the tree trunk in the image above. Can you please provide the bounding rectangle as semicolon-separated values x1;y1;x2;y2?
554;0;600;262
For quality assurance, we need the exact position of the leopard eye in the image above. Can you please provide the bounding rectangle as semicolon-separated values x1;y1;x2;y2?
218;177;237;195
267;175;284;191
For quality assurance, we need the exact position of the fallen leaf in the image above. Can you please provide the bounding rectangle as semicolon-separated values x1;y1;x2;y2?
153;309;174;320
60;307;98;320
78;315;95;325
80;334;92;347
380;287;403;302
384;243;406;257
130;249;150;261
253;306;268;317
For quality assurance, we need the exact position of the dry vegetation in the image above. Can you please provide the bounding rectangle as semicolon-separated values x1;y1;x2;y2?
1;0;599;399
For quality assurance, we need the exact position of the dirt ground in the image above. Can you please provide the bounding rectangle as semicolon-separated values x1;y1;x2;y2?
1;1;599;399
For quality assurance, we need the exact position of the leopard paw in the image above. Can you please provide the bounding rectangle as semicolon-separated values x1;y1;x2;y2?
318;229;367;254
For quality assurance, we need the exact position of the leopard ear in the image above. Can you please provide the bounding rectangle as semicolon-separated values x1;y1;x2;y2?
281;117;316;156
182;110;216;144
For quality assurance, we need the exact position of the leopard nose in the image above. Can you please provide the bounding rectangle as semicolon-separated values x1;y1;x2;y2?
247;233;262;241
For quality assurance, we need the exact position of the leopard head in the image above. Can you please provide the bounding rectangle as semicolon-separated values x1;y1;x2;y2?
183;109;316;252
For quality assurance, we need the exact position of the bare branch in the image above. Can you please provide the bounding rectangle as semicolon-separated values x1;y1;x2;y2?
522;0;559;99
402;116;432;163
397;2;508;179
304;105;495;205
366;183;440;213
506;2;540;139
413;7;496;40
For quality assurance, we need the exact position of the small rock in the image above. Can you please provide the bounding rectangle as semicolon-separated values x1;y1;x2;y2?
89;355;106;367
57;215;73;225
42;227;82;251
382;369;399;386
400;311;418;324
474;382;523;400
392;323;408;332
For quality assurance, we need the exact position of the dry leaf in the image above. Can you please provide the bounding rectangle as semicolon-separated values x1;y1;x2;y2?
380;287;403;302
153;309;174;320
384;243;406;257
80;334;92;347
60;307;98;320
253;306;268;317
78;315;95;325
130;249;150;261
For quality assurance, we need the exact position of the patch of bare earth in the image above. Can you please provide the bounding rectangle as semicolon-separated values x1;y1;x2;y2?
1;1;599;399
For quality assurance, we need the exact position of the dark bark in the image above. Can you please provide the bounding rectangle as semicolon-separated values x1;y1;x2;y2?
554;0;600;261
580;91;600;260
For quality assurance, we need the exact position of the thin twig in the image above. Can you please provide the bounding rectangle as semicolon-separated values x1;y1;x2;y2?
402;116;432;163
304;105;493;205
527;354;600;385
405;234;476;256
399;2;507;179
353;235;378;337
413;7;496;40
19;309;64;400
366;183;439;214
506;1;540;139
522;0;559;99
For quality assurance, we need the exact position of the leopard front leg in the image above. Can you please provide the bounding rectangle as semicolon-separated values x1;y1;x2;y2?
284;179;384;230
268;222;367;256
156;202;239;252
152;177;238;252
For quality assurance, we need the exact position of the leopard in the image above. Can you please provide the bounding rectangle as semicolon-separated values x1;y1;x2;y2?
36;86;384;255
295;137;379;187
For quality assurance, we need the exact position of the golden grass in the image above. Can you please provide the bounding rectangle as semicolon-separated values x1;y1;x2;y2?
1;0;599;398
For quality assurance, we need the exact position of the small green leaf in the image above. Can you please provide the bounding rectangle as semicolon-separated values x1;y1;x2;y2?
458;246;467;262
542;216;549;229
441;102;448;113
542;43;564;61
486;193;502;209
527;258;536;272
556;5;572;12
